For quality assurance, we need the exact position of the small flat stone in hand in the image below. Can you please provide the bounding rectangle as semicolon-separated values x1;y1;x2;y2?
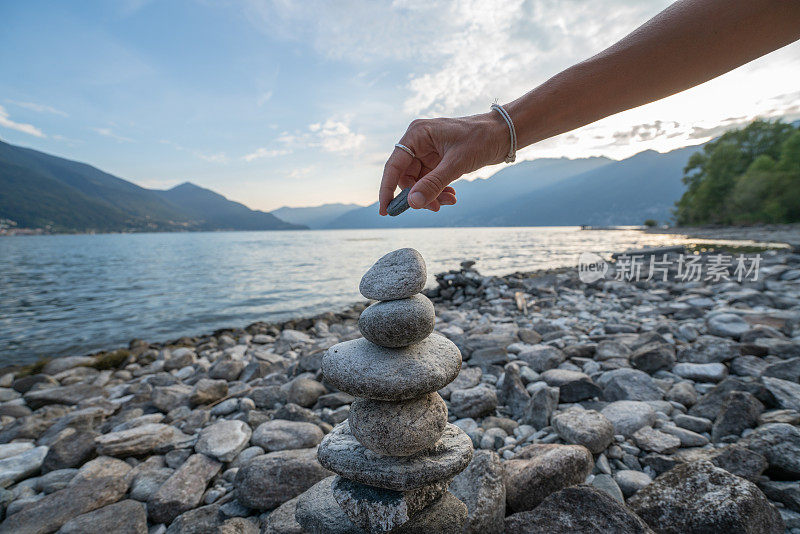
387;188;411;216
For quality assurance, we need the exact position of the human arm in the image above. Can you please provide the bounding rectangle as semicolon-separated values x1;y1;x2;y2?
379;0;800;214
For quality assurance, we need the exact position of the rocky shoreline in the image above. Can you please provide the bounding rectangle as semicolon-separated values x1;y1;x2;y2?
1;245;800;533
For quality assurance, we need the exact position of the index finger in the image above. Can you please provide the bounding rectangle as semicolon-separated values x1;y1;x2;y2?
379;147;414;216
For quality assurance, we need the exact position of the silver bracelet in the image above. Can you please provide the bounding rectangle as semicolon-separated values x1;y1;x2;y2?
491;102;517;163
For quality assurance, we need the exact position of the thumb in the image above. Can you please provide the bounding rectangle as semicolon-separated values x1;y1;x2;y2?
408;157;460;209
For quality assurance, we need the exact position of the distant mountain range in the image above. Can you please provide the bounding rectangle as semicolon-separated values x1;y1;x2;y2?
0;138;701;234
312;145;700;228
0;140;305;232
270;203;362;229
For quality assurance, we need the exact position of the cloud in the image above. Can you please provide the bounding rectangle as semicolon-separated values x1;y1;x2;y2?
287;166;314;179
6;100;68;117
309;119;365;153
242;147;289;162
92;127;134;142
0;105;45;137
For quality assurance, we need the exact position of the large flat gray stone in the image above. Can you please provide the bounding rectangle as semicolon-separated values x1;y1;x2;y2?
322;335;462;401
317;422;473;491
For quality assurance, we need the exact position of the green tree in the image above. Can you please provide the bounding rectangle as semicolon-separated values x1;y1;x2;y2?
674;120;800;225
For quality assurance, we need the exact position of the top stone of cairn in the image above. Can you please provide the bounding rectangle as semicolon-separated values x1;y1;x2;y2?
359;248;427;301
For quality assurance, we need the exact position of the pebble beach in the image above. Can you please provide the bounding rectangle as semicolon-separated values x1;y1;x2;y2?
1;238;800;533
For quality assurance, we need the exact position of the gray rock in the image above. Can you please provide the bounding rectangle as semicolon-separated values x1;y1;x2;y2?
614;470;652;498
758;479;800;513
23;384;104;410
71;456;132;486
628;460;783;534
516;345;566;373
0;441;34;460
358;295;436;348
762;376;800;412
57;499;147;534
659;425;709;447
359;248;426;301
688;377;764;420
294;477;366;533
281;377;327;408
449;385;497;419
390;492;467;534
631;427;681;454
745;423;800;478
130;467;173;502
600;401;656;437
673;362;728;382
317;422;473;491
521;383;558;429
251;420;324;452
263;495;304;534
322;335;461;401
731;355;769;377
591;474;625;503
762;357;800;382
349;393;447;456
678;336;738;364
552;409;614;454
42;429;98;471
673;413;712;434
95;423;192;457
190;379;228;405
0;445;48;488
151;385;193;412
710;445;768;481
600;369;663;402
595;340;631;360
707;313;751;339
449;450;506;534
147;454;222;524
0;476;128;534
541;369;601;402
631;343;676;374
234;448;331;510
665;381;697;407
711;391;763;441
498;363;530;418
296;477;467;534
209;358;246;381
37;468;77;493
504;443;593;512
331;475;448;532
163;503;224;534
195;420;252;462
42;356;95;375
438;367;482;400
504;485;653;534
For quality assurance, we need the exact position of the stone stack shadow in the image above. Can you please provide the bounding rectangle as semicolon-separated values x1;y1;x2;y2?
295;248;474;533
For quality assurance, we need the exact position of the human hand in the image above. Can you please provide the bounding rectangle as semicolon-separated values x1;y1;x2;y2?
379;113;509;215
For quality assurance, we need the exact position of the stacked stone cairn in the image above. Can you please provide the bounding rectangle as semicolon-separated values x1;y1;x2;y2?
297;248;474;533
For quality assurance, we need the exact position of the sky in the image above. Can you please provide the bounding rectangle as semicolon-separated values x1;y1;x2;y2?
1;0;799;212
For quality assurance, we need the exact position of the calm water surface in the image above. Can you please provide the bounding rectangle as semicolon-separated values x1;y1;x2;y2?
1;227;696;364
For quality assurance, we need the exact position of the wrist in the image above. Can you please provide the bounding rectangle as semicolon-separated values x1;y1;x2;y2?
472;111;510;165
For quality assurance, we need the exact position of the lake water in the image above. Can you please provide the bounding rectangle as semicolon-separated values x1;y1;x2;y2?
0;227;697;364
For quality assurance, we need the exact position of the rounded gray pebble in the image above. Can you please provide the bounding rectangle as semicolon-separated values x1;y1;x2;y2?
349;393;448;456
359;248;426;301
318;421;473;491
358;294;435;348
322;334;462;401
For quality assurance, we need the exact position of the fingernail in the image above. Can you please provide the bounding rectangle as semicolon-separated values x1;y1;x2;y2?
409;192;425;208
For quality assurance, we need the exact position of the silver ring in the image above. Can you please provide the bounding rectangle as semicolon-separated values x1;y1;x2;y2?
394;143;416;158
